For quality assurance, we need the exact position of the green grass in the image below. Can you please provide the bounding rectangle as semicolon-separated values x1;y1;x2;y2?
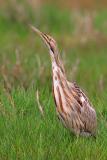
0;5;107;159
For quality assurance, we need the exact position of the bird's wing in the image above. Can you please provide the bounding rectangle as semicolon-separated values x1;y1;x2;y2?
67;81;97;134
67;81;91;107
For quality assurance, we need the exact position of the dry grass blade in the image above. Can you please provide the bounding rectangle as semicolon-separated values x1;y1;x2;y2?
13;49;22;80
1;64;12;92
0;100;13;118
3;88;15;109
0;101;7;117
36;90;44;117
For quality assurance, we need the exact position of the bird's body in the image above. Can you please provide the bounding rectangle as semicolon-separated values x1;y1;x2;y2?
31;26;97;137
52;57;96;137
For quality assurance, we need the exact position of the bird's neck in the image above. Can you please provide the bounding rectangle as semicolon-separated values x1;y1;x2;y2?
51;53;66;81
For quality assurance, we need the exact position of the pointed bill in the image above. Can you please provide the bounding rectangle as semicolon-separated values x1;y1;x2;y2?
30;25;42;36
30;25;50;48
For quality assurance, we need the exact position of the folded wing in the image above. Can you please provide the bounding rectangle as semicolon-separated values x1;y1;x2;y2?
67;81;97;136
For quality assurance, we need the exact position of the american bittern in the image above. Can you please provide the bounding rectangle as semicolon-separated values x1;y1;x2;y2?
31;25;97;137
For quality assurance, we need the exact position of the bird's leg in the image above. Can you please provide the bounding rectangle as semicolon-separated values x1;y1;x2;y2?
80;131;92;137
75;133;80;143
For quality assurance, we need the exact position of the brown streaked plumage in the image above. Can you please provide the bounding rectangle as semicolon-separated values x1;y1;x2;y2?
31;25;97;137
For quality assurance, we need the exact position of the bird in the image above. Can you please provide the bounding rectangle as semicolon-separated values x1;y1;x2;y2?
30;25;97;137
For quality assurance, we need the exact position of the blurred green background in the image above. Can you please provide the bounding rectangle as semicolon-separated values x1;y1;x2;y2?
0;0;107;90
0;1;107;160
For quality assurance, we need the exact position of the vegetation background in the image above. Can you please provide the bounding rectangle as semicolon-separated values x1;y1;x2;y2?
0;0;107;159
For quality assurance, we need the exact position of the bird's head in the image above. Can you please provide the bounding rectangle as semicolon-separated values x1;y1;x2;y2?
30;25;57;57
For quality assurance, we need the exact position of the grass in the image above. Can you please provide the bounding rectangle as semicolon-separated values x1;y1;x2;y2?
0;5;107;159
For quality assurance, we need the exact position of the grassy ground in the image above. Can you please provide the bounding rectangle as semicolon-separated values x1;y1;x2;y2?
0;5;107;160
